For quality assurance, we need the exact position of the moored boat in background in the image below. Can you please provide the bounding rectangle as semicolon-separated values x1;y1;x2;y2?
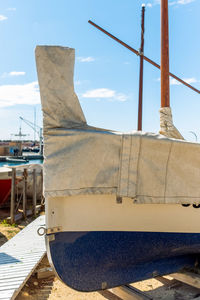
0;167;12;205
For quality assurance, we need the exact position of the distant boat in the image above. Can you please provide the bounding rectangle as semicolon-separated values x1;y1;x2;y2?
0;167;12;205
22;147;40;153
6;157;29;163
0;163;43;206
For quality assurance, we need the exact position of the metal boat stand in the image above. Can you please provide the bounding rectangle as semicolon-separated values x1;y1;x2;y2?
99;284;153;300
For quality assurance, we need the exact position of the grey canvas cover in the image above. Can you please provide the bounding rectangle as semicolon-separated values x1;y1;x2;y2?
36;46;200;204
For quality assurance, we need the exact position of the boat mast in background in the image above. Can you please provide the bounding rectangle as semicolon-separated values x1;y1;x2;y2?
11;122;29;155
161;0;170;108
20;117;43;155
138;4;145;131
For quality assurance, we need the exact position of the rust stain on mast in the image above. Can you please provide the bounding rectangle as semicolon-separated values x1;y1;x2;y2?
161;0;170;108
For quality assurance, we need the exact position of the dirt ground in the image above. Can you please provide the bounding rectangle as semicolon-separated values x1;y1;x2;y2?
1;214;200;300
0;215;34;246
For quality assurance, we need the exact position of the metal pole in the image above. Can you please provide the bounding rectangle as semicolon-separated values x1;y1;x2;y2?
88;20;200;95
10;168;16;224
138;4;145;131
161;0;170;108
189;131;198;142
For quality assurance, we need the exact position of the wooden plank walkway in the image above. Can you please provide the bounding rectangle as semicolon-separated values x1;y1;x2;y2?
0;215;46;300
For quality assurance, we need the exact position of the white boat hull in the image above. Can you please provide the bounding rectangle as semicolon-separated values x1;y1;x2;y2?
46;195;200;291
46;195;200;233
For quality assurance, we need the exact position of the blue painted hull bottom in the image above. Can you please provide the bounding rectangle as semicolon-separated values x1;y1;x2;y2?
47;231;200;292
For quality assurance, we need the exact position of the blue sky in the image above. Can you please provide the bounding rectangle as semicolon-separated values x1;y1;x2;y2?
0;0;199;141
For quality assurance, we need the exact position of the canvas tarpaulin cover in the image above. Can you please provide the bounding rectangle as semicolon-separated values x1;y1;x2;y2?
36;46;200;204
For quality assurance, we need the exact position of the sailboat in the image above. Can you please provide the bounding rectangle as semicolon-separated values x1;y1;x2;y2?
36;0;200;292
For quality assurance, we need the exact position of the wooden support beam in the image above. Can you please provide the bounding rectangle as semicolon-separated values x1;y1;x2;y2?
155;276;181;288
10;168;16;224
37;267;54;279
171;271;200;289
23;168;28;219
109;285;152;300
7;206;42;223
98;290;121;300
161;0;170;108
41;169;44;205
33;169;37;217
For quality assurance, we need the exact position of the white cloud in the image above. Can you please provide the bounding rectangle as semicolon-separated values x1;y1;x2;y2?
170;78;181;85
77;57;95;63
157;77;198;85
7;8;16;11
83;88;115;98
0;15;7;21
9;71;26;76
146;0;159;7
2;71;26;78
75;80;82;85
171;77;198;85
147;0;195;6
0;81;40;108
176;0;195;4
74;79;90;86
82;88;128;102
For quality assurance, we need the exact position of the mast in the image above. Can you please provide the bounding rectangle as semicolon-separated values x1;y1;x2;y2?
159;0;183;139
161;0;170;108
138;4;145;131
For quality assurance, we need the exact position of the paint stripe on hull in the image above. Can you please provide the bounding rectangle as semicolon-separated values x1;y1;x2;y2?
47;231;200;291
47;195;200;233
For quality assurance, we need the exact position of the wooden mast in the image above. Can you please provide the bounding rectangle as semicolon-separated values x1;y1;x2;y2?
161;0;170;108
138;4;145;131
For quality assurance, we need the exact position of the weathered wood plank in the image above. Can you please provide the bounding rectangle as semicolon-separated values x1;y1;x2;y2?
22;168;28;219
171;271;200;289
109;285;152;300
10;168;16;224
33;169;37;217
37;267;54;279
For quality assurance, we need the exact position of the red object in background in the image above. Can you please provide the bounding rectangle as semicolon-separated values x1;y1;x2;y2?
0;178;12;205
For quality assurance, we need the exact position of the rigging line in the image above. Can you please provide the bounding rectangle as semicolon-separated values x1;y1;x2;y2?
88;20;200;95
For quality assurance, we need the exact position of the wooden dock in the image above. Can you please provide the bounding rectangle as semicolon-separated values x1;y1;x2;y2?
0;215;46;300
